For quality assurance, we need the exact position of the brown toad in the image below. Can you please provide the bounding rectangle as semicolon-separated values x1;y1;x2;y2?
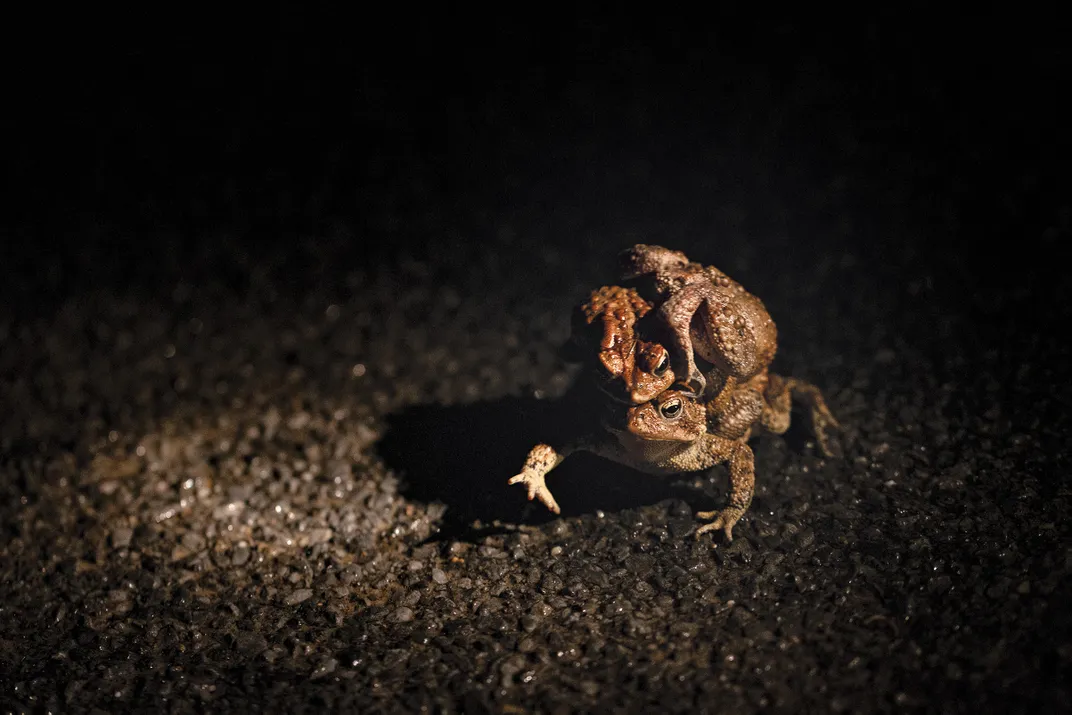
570;277;838;455
510;242;841;539
507;367;839;540
566;285;676;405
508;388;758;539
620;244;778;397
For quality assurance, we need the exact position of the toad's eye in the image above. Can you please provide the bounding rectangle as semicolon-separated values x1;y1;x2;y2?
659;398;682;420
653;351;670;376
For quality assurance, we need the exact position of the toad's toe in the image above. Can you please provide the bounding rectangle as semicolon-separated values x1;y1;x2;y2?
508;473;561;514
695;507;744;542
680;370;706;399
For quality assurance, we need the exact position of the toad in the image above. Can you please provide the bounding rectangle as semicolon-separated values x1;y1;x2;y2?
518;245;841;540
569;279;838;455
507;368;839;540
565;285;676;405
507;389;757;540
619;244;778;397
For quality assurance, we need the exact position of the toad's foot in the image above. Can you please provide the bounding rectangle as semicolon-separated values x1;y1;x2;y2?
694;506;746;542
814;414;842;458
508;443;567;513
507;471;561;514
767;375;844;458
681;367;707;399
806;392;842;458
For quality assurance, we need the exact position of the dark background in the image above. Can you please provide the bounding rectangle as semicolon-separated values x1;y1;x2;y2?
2;9;1069;713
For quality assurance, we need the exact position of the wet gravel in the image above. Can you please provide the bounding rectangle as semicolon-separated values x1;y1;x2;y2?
2;14;1070;714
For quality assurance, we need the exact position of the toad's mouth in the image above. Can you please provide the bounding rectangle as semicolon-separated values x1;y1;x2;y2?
599;410;697;444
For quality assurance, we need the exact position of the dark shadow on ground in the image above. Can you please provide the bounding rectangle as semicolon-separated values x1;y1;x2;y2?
379;391;721;542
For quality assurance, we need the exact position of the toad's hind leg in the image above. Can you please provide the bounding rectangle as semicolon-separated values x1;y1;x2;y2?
659;285;759;396
695;441;755;542
762;374;840;457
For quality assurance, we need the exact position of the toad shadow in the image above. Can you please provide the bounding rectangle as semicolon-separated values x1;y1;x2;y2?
379;393;713;541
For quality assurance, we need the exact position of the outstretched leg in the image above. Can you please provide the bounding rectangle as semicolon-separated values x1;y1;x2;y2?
694;441;755;542
507;443;570;514
763;374;840;457
507;434;604;514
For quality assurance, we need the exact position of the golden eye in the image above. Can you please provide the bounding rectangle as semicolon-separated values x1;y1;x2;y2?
659;398;682;420
653;351;669;376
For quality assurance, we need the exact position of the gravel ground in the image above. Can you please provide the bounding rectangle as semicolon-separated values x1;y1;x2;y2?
2;14;1070;714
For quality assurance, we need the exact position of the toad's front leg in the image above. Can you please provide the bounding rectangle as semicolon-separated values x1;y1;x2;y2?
508;443;573;514
694;440;755;542
704;380;764;440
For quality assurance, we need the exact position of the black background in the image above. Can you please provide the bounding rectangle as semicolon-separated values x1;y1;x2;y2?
2;8;1069;713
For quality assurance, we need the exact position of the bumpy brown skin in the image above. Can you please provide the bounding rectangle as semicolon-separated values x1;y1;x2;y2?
620;244;778;397
573;266;815;449
507;374;840;541
704;373;765;440
570;286;676;404
512;247;840;542
704;369;841;453
509;389;758;540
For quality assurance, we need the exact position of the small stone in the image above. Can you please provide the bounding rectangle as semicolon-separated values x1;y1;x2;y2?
633;581;655;599
181;531;206;552
110;528;133;550
540;574;564;595
311;657;338;679
234;631;267;655
284;589;313;606
392;607;415;623
431;568;448;584
232;545;251;566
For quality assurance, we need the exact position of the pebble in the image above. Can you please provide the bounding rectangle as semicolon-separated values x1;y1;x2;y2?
284;589;313;606
232;545;251;566
311;657;338;679
110;528;133;550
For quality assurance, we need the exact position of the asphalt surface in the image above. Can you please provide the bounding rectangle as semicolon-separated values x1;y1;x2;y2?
2;14;1070;714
